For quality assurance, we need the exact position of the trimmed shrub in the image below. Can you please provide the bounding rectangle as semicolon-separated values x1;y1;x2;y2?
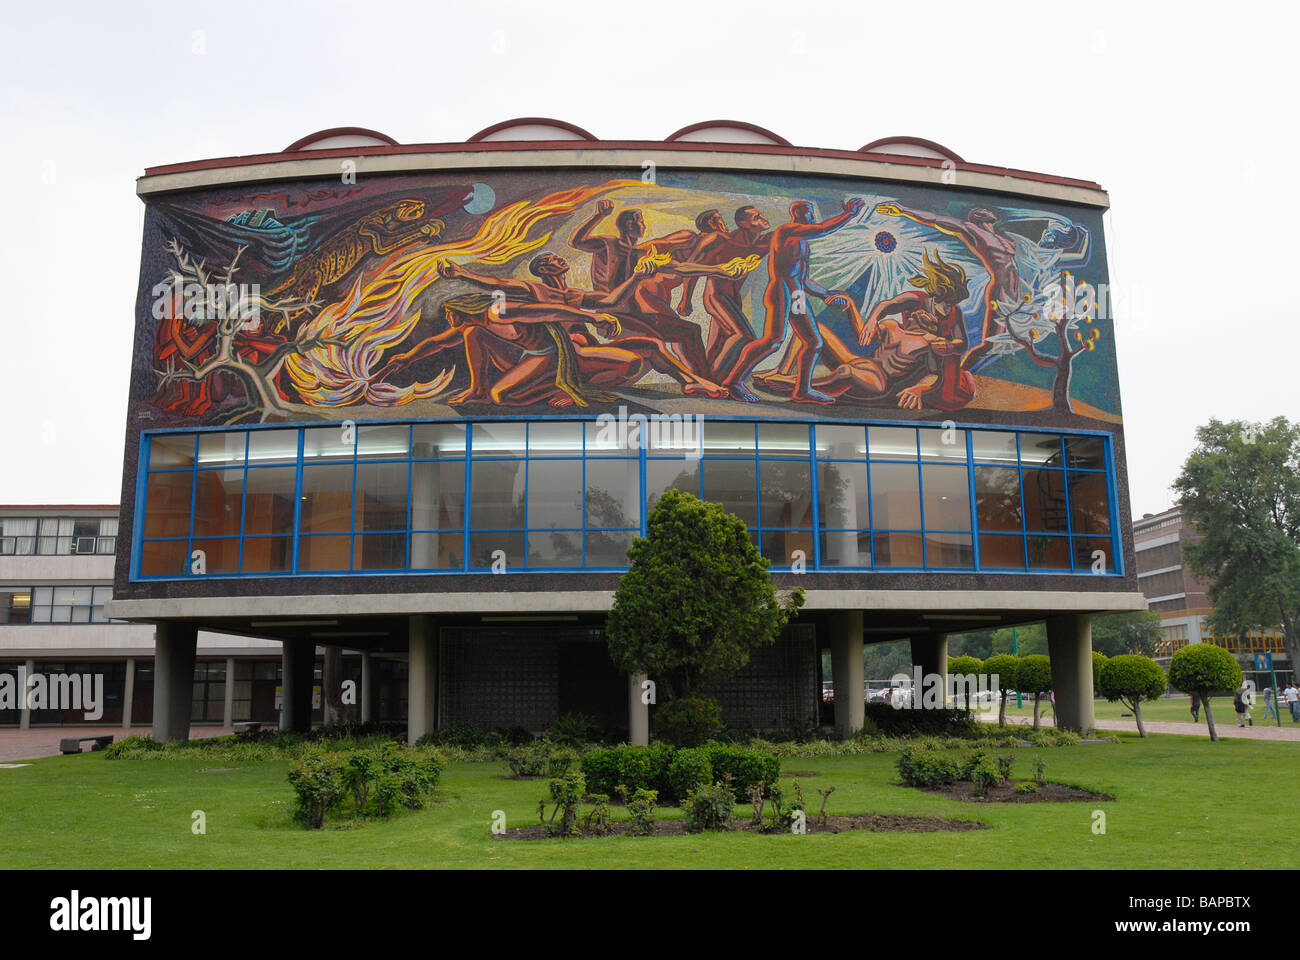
548;713;600;748
969;754;1003;796
864;702;978;736
897;747;960;787
706;744;780;801
656;696;724;747
948;656;985;709
625;787;658;836
1014;655;1054;729
580;744;674;799
287;748;347;828
542;773;586;837
1098;654;1168;737
683;779;734;832
103;735;164;759
982;654;1021;726
667;747;714;800
1015;781;1040;794
1092;651;1110;694
1169;643;1243;741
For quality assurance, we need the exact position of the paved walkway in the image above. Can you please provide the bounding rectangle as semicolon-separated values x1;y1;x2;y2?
977;712;1300;742
0;726;237;763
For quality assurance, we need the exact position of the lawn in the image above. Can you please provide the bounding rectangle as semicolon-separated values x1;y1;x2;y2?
1;734;1296;869
993;695;1298;726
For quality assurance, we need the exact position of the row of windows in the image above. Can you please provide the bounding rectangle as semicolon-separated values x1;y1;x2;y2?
135;420;1119;577
0;517;118;556
0;587;117;624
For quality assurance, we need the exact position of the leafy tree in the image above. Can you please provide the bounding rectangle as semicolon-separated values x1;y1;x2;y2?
948;630;994;660
989;623;1048;656
982;653;1020;727
1015;655;1053;729
947;655;984;710
864;639;912;683
1167;644;1242;742
1092;651;1109;695
1091;611;1161;658
1173;417;1300;673
606;489;805;708
1097;655;1167;737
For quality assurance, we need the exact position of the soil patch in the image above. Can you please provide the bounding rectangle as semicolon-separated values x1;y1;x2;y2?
904;779;1114;803
780;771;821;778
494;812;986;841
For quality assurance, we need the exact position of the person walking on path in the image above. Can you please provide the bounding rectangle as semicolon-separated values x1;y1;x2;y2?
1284;682;1300;722
1233;684;1254;727
1189;691;1201;722
1263;686;1278;721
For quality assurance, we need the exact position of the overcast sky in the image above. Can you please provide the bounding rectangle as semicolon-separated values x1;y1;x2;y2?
1;0;1293;517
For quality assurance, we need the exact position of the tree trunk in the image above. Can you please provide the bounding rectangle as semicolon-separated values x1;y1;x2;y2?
1052;351;1074;414
1132;701;1147;738
998;692;1007;727
1033;693;1042;730
1203;695;1219;742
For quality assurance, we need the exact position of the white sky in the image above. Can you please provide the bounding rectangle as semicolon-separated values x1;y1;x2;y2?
0;0;1293;518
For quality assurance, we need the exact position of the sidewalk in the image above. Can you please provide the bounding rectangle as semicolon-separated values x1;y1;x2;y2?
978;712;1300;742
0;726;237;763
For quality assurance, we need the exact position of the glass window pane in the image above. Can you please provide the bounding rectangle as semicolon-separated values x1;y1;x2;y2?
411;461;465;530
356;424;410;461
469;531;525;570
589;419;643;456
247;429;300;465
868;426;917;460
354;462;408;532
139;539;190;577
873;531;923;568
1019;433;1063;465
918;427;967;461
298;534;351;572
921;464;971;531
815;425;865;461
528;530;582;568
1068;471;1111;535
1073;536;1114;573
584;460;641;530
870;463;921;529
818;530;871;568
1065;436;1106;470
197;432;246;467
757;423;809;456
301;465;353;533
817;461;868;530
527;460;583;529
702;459;757;526
584;530;635;567
760;530;813;568
646;459;700;511
240;537;292;573
760;461;812;527
925;533;974;569
1023;468;1069;534
353;533;406;570
1027;535;1070;570
412;423;467;459
303;426;354;462
243;467;297;536
471;422;526;458
701;421;755;455
410;532;464;570
972;431;1019;466
974;467;1023;533
192;469;244;538
469;460;525;529
528;422;583;457
189;538;240;575
144;471;194;538
33;587;52;605
979;534;1025;570
149;434;196;470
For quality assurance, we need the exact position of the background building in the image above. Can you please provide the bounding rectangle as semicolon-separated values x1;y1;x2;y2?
106;120;1147;743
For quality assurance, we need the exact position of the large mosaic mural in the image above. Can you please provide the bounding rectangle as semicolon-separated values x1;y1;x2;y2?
133;169;1117;427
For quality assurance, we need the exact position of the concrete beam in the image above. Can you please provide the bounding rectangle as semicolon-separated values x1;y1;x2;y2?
280;639;315;734
153;623;197;743
829;611;864;740
407;615;437;746
1046;614;1096;735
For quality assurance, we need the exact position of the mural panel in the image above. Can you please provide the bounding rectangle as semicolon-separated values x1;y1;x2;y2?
133;169;1117;428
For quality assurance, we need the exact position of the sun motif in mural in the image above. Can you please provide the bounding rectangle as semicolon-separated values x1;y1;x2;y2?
873;230;897;253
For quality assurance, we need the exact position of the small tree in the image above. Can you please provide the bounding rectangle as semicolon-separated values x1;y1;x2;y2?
947;655;984;710
982;654;1020;727
606;490;804;730
1091;611;1161;657
1092;651;1110;695
1097;655;1167;737
1168;644;1243;742
1015;655;1053;730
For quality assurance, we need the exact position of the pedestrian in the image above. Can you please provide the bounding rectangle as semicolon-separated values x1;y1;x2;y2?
1263;686;1278;720
1233;684;1253;727
1285;682;1300;722
1189;691;1200;722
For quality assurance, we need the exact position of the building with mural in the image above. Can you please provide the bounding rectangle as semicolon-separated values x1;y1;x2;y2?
108;119;1146;743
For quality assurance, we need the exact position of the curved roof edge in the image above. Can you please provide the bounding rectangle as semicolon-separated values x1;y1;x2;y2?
283;127;400;152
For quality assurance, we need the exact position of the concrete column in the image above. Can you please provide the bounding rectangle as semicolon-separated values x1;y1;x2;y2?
19;658;34;729
222;657;235;728
122;657;136;729
153;623;197;743
360;651;373;723
407;615;437;745
1046;614;1096;734
322;645;343;726
628;673;650;746
829;611;864;739
910;633;949;706
280;639;316;734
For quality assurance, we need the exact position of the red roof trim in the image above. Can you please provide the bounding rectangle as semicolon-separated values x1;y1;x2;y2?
283;127;400;152
858;136;964;164
465;117;597;143
664;120;792;146
142;139;1103;193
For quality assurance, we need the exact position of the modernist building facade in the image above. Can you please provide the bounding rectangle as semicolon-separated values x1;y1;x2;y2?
108;119;1146;743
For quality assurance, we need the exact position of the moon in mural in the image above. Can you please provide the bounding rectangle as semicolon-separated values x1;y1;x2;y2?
463;182;495;214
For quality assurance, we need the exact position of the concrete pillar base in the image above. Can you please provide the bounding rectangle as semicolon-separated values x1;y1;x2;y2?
1046;614;1095;734
154;623;198;743
408;615;437;746
830;611;864;740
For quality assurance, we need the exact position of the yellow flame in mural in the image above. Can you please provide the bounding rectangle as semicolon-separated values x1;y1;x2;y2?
286;181;635;406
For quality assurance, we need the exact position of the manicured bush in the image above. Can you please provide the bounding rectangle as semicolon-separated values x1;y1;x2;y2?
682;779;734;832
667;747;714;800
625;787;658;836
897;747;960;787
1098;654;1168;737
417;723;506;750
968;754;1003;796
1169;643;1243;742
656;696;724;747
1014;655;1054;730
1092;651;1110;694
982;653;1021;727
864;702;978;736
542;773;586;837
706;744;780;800
287;748;347;828
948;655;985;709
580;744;674;799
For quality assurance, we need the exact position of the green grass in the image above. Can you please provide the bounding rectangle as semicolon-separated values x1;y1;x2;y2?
996;695;1297;726
1;734;1296;868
